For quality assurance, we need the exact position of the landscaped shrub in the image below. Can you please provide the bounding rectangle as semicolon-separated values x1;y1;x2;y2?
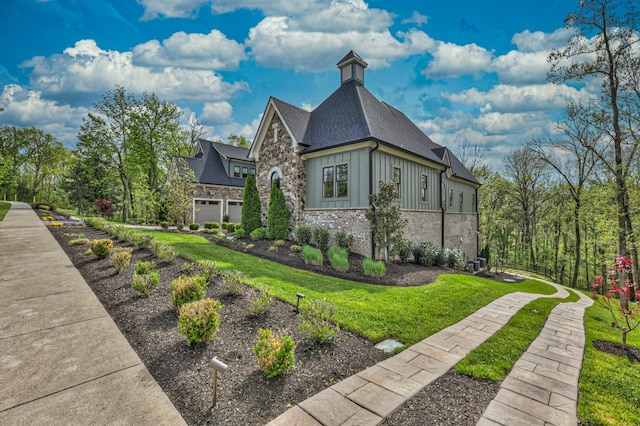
327;246;349;272
274;240;285;247
234;227;246;238
294;225;312;246
290;244;303;253
302;245;323;266
221;270;246;296
223;214;230;223
136;261;156;275
313;227;330;252
253;328;296;378
362;258;386;277
132;271;160;297
268;245;278;252
247;287;274;317
189;223;200;231
160;221;170;230
445;248;464;269
297;299;340;344
221;222;229;230
91;239;113;259
398;240;413;263
150;241;178;262
68;238;91;246
204;222;220;230
181;262;196;276
170;275;207;310
266;181;291;240
250;227;267;241
178;298;223;346
242;173;263;234
197;259;219;283
335;231;354;253
111;247;133;273
129;231;153;248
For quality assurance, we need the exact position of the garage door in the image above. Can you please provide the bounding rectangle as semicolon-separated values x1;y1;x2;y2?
194;200;221;225
228;201;243;223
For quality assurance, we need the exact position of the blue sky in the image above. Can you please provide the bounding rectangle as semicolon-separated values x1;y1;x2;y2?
0;0;591;169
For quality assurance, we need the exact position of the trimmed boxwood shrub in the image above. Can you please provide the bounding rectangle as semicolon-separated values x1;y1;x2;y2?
294;226;312;246
91;239;113;259
178;298;223;346
250;227;267;240
189;223;200;230
170;275;207;310
313;228;330;252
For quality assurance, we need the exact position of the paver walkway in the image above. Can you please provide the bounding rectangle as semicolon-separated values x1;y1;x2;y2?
477;290;593;426
0;202;186;425
267;281;573;425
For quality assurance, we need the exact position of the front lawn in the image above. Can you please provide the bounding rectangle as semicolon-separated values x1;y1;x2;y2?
0;201;10;221
146;231;555;346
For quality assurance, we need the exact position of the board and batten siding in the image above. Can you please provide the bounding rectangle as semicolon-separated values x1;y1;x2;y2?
306;148;369;208
443;177;477;213
372;150;441;210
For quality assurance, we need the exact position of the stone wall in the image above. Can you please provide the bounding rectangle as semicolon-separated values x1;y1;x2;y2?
443;212;478;261
255;114;306;230
192;184;243;217
301;208;372;257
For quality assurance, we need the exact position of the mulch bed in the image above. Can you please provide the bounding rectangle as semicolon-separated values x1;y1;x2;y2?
593;340;640;363
45;224;532;425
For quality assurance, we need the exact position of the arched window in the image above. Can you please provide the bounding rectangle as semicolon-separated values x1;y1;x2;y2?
270;170;281;189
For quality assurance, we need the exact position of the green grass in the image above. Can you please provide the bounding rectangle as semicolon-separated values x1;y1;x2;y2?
0;202;10;221
578;298;640;426
144;230;555;345
456;290;580;381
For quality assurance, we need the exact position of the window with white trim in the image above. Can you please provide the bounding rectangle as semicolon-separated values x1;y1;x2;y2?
233;165;240;177
393;167;401;198
323;164;348;198
421;174;428;202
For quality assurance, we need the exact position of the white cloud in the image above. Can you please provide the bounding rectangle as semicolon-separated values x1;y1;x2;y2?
136;0;207;20
511;28;573;52
0;84;88;147
21;39;248;103
422;42;494;78
443;83;583;113
490;50;551;84
132;30;246;70
402;11;428;27
201;101;233;124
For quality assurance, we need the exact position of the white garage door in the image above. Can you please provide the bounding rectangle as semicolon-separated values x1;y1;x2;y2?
194;200;221;225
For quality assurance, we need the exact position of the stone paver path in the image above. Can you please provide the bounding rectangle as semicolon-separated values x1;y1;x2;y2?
477;290;592;426
268;282;571;426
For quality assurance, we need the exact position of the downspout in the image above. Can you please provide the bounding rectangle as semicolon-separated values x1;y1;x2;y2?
440;169;446;248
475;186;479;258
369;141;380;259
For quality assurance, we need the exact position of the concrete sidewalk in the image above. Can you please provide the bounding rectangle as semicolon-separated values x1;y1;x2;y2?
0;202;185;425
267;279;576;425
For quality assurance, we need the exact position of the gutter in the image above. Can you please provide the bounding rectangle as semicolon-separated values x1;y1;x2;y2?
440;168;446;248
369;141;380;259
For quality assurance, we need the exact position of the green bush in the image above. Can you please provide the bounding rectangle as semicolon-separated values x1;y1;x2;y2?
362;258;386;277
294;226;312;246
91;239;113;259
68;238;91;246
150;241;178;262
302;245;323;266
135;261;156;275
327;246;349;272
170;275;207;310
398;240;413;263
111;247;133;273
247;287;274;317
204;222;220;230
178;298;223;346
268;245;278;252
250;227;267;241
297;299;340;344
132;271;160;297
197;259;219;283
227;223;236;232
274;239;285;247
221;222;229;230
189;223;200;231
160;221;170;230
253;328;296;378
221;270;246;296
234;227;246;238
130;231;153;248
266;181;291;240
313;228;330;252
290;244;303;253
181;262;195;276
335;231;354;253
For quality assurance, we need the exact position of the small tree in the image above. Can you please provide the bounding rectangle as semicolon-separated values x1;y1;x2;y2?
166;157;196;227
241;173;262;234
266;181;291;240
365;180;407;262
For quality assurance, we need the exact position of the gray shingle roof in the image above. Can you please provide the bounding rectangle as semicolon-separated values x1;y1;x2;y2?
271;98;311;146
183;139;251;187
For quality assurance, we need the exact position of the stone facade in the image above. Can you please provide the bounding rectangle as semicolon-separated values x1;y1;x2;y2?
255;113;306;230
443;212;478;261
192;184;243;218
302;208;372;257
402;210;443;248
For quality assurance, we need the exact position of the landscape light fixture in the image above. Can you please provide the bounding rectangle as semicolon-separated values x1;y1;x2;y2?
295;293;305;313
209;357;228;410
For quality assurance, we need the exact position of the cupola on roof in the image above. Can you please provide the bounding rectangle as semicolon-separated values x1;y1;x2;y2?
337;50;368;86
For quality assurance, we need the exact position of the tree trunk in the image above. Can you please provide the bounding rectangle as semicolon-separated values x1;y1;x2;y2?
572;202;581;289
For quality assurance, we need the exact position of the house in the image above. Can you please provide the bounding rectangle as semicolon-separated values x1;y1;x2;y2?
248;50;481;259
183;139;255;225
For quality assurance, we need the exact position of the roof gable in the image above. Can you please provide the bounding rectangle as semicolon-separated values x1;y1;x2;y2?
184;139;251;187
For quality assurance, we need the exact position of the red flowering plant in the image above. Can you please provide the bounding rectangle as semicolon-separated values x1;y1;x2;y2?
95;199;112;218
590;255;640;350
